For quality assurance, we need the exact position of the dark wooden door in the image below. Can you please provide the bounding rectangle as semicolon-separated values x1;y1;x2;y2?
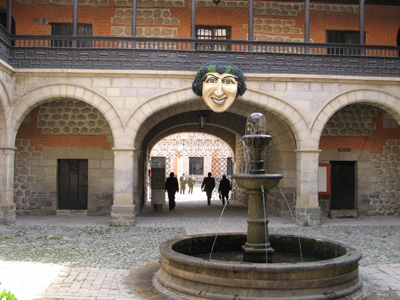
331;161;356;210
58;159;88;210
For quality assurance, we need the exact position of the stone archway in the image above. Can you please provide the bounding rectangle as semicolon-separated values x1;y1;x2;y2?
311;89;400;141
10;84;124;147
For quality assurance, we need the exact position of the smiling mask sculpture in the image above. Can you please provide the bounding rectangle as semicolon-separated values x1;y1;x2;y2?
192;63;247;113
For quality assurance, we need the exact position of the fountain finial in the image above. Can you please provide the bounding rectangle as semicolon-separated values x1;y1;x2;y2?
245;112;267;135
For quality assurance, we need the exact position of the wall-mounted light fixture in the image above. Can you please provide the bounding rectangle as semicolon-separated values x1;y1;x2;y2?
197;112;207;129
213;0;220;5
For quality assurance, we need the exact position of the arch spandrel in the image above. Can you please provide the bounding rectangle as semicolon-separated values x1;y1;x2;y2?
130;87;310;151
311;89;400;143
10;84;126;147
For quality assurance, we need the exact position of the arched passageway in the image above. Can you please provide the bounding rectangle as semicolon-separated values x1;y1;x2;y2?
134;101;298;218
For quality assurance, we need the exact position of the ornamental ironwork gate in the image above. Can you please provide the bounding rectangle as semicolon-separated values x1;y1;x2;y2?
150;133;233;192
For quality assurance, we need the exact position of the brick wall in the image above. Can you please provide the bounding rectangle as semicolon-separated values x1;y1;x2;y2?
320;106;400;154
5;0;399;45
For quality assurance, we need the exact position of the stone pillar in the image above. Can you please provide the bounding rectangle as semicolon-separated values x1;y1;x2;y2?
0;147;16;225
295;149;321;226
111;148;135;226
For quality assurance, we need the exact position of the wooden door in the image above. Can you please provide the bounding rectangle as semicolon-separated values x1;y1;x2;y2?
331;161;356;210
58;159;88;210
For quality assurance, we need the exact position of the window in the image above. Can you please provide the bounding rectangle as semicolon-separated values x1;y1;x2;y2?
51;23;93;48
189;157;204;175
226;157;233;176
195;25;231;50
327;30;362;55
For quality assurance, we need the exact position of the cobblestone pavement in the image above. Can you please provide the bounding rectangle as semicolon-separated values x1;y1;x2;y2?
0;190;399;300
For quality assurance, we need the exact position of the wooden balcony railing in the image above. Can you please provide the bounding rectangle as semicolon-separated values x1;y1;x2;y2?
0;26;399;77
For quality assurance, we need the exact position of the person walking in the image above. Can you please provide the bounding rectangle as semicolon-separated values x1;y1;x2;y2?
179;173;187;194
165;172;179;210
218;175;231;205
201;172;215;205
188;174;195;194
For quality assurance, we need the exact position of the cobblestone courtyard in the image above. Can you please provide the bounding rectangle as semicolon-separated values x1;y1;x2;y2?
1;191;400;299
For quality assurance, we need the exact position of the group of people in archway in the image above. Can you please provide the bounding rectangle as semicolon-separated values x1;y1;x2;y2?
165;172;231;210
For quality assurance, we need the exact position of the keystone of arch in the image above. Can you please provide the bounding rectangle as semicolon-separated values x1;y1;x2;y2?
311;88;400;143
10;83;126;146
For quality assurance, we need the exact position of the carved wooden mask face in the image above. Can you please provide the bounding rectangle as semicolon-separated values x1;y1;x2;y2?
201;72;238;113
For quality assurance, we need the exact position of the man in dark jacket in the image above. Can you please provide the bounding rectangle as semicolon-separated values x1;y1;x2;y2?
201;172;215;205
165;172;179;210
218;175;231;205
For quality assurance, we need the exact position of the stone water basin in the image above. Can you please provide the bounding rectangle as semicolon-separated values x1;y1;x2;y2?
156;233;364;300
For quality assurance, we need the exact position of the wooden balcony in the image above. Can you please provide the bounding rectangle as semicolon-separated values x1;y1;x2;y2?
0;27;399;77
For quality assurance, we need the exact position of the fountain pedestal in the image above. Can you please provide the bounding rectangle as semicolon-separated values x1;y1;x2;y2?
243;189;274;263
234;174;282;263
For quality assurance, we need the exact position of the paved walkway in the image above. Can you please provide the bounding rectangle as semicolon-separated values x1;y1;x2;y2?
0;190;399;300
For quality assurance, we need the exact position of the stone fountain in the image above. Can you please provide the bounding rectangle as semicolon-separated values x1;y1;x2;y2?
155;113;364;300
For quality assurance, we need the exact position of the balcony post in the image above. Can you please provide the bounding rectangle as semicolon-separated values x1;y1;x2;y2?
305;0;310;53
6;0;12;33
72;0;78;47
191;0;196;49
249;0;253;51
359;0;365;45
359;0;365;56
132;0;137;48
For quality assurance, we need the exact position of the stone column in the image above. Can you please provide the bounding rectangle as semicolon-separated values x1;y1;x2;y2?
295;149;321;226
111;148;135;226
0;147;16;225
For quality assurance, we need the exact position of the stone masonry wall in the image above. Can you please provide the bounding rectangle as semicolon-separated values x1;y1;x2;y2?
320;104;400;216
368;141;400;216
14;100;114;216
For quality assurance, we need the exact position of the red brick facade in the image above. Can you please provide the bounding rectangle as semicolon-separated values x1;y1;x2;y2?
16;107;111;151
2;1;399;45
320;112;400;154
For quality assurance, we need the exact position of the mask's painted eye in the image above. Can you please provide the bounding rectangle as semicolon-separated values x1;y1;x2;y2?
205;77;218;83
222;79;234;84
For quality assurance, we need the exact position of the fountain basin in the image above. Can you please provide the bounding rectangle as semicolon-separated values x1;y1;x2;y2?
234;173;283;190
156;233;363;300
